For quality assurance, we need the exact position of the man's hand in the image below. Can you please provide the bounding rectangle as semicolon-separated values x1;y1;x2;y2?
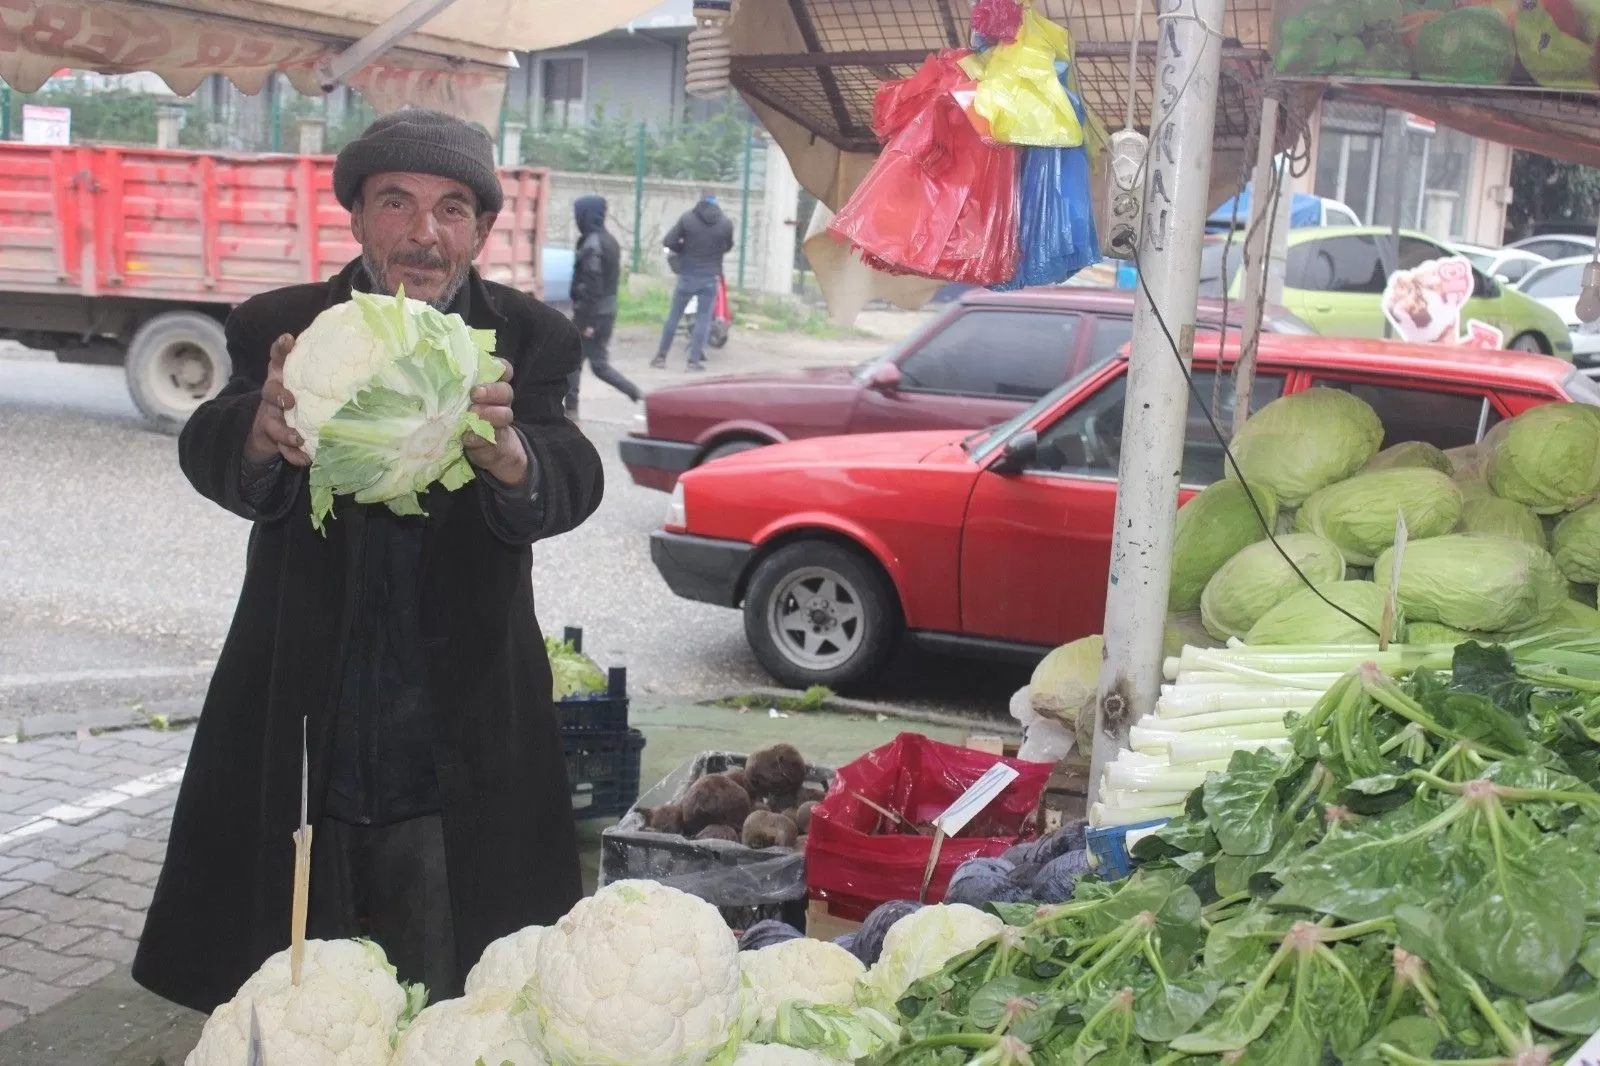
464;358;529;488
245;334;310;466
581;326;596;339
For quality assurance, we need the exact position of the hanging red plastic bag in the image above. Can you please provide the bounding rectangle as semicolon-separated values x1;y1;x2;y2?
959;7;1084;148
805;733;1053;920
830;52;1021;286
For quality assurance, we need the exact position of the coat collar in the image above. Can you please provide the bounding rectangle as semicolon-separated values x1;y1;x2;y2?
326;258;511;332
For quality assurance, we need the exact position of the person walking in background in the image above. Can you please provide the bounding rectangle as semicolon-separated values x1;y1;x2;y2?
566;195;640;417
653;189;734;372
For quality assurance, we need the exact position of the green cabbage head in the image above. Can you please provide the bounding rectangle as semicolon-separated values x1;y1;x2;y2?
1169;481;1278;611
1488;403;1600;515
1498;596;1600;640
1200;533;1346;641
1373;533;1567;633
1458;493;1545;548
1364;440;1453;475
1405;621;1487;646
1245;580;1388;645
1551;502;1600;584
284;289;502;531
1295;468;1463;566
1227;388;1383;506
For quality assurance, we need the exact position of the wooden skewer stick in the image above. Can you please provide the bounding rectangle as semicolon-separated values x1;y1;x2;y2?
919;828;946;904
289;717;313;986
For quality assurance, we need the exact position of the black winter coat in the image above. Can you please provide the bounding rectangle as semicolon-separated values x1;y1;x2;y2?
664;199;735;278
131;261;603;1013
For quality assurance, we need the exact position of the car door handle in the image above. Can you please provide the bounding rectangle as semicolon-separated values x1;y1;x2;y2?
1314;304;1334;314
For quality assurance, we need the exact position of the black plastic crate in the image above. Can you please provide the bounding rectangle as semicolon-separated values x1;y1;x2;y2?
555;626;630;733
565;728;645;820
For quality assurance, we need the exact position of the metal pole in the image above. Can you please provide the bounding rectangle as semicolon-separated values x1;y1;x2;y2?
1089;0;1226;807
1231;94;1279;437
2;82;12;141
737;117;753;290
1415;134;1432;230
270;80;282;153
631;121;646;273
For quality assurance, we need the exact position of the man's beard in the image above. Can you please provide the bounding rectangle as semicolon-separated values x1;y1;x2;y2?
362;250;468;311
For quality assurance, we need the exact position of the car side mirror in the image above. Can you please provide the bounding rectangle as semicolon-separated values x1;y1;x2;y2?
995;429;1038;475
868;363;902;393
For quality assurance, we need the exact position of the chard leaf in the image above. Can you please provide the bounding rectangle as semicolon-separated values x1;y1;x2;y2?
1344;1016;1443;1066
1233;1004;1321;1066
1213;852;1270;899
1202;750;1283;857
1132;814;1216;861
1132;975;1221;1042
1527;984;1600;1036
967;975;1047;1030
1203;906;1292;982
1580;931;1600;979
1451;641;1533;716
1444;844;1586;999
1270;810;1450;922
1169;982;1289;1054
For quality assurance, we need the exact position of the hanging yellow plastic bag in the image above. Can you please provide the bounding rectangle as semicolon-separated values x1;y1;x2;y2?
958;7;1084;148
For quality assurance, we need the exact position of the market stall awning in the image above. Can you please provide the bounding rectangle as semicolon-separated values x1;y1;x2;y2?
0;0;664;128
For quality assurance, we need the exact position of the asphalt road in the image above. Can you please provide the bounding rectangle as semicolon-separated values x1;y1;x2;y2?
0;329;1025;727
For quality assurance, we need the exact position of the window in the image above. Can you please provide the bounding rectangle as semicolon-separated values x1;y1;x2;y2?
1398;237;1450;270
1085;317;1133;370
1324;202;1362;227
1521;263;1587;300
897;310;1078;399
1027;370;1286;484
1308;379;1499;450
1519;238;1591;261
1288;236;1386;294
541;56;585;128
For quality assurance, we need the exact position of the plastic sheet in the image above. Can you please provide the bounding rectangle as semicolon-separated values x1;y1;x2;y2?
805;733;1053;919
959;9;1084;148
599;751;834;910
829;50;1020;288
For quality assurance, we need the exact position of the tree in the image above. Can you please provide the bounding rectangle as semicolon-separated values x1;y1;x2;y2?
1507;151;1600;240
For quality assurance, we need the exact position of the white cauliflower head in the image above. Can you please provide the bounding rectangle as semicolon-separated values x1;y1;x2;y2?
465;927;547;998
283;297;413;459
738;939;863;1038
731;1045;848;1066
530;880;741;1066
391;989;545;1066
857;904;1003;1009
185;939;412;1066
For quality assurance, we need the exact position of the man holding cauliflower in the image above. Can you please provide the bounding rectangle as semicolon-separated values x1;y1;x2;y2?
132;110;603;1013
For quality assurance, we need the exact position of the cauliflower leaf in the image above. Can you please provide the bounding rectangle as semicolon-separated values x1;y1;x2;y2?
856;903;1003;1009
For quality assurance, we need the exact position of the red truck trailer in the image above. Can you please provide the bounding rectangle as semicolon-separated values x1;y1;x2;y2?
0;142;550;432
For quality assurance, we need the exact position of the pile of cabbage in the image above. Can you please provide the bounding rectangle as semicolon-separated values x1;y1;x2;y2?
187;879;992;1066
1170;390;1600;646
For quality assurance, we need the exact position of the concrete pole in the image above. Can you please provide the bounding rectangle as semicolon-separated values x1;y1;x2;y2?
501;122;526;167
1231;94;1292;437
297;116;326;156
157;106;184;149
760;134;801;296
1089;0;1226;806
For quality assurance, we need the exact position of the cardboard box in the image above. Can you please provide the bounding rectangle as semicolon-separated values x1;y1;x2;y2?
805;897;862;941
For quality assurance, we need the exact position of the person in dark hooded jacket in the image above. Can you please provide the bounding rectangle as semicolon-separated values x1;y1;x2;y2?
653;191;734;371
566;195;640;415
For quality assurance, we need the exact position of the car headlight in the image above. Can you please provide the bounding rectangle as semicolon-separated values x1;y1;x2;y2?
666;481;688;530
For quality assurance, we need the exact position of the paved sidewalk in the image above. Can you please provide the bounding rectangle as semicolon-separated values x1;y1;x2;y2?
0;728;192;1031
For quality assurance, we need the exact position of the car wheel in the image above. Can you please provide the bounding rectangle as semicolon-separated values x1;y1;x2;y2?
743;541;900;690
702;439;765;465
1508;332;1547;354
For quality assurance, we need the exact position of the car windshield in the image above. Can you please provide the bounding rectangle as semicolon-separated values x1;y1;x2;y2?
966;363;1107;462
1564;368;1600;407
1460;250;1495;273
1521;262;1587;299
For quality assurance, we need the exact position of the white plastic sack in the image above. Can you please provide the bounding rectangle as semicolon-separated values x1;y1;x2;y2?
1018;718;1076;764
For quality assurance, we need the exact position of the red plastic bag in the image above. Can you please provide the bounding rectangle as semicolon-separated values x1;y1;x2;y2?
830;52;1021;287
805;733;1053;919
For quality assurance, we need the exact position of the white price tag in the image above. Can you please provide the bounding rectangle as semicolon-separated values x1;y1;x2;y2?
934;763;1021;837
1564;1027;1600;1066
1381;511;1408;650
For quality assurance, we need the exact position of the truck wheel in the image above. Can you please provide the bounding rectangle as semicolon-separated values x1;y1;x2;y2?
743;541;900;691
125;312;231;434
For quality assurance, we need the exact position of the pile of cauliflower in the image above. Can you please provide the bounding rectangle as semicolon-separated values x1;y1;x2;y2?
187;880;1004;1066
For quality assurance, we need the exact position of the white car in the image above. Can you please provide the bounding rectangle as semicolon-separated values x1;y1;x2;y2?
1519;256;1600;366
1508;233;1598;263
1453;243;1548;287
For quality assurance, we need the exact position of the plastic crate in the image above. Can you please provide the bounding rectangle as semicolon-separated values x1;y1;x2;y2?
564;729;646;820
601;751;835;930
555;626;630;733
1086;819;1170;881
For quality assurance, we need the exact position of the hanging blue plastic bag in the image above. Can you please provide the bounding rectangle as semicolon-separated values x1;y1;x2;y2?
991;73;1100;290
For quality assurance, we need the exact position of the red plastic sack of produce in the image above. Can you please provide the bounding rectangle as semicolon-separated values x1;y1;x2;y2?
830;51;1021;287
805;732;1052;915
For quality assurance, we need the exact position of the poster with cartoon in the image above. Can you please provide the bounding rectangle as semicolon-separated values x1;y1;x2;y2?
1381;255;1507;350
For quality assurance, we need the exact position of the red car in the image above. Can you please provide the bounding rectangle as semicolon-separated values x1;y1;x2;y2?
621;287;1315;491
650;336;1600;689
